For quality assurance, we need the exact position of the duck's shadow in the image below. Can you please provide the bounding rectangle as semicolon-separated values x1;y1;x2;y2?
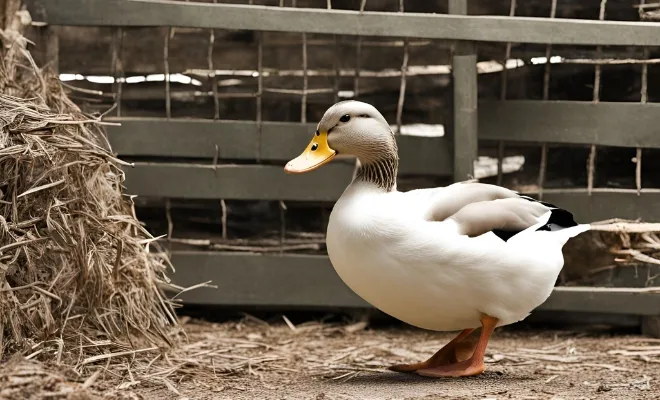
334;370;533;385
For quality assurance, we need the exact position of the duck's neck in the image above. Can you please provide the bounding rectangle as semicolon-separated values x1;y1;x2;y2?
354;150;399;192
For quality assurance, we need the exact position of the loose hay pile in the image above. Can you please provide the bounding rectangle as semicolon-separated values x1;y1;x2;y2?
0;6;179;375
81;317;660;400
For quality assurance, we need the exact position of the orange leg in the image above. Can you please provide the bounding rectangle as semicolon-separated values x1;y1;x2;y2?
417;314;499;378
388;328;475;373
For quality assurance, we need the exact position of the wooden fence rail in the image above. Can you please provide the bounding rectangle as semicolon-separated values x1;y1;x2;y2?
107;97;660;221
28;0;660;46
168;251;660;315
106;101;660;162
106;118;452;176
27;0;660;331
122;162;660;221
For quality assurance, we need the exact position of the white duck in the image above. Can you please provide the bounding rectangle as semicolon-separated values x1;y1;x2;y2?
284;100;590;378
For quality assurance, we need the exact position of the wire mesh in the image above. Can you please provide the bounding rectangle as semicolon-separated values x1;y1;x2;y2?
110;27;123;117
637;0;650;196
496;0;517;187
164;27;172;119
395;0;408;135
52;0;660;255
536;0;557;201
585;0;608;196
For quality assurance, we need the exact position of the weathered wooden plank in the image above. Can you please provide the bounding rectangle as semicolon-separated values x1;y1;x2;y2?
27;0;660;46
450;40;476;181
168;251;660;315
106;99;660;175
124;163;660;221
643;317;660;338
105;117;453;176
107;118;258;160
541;191;660;223
122;162;354;201
479;101;660;148
543;287;660;316
168;252;367;308
31;26;648;77
450;0;478;182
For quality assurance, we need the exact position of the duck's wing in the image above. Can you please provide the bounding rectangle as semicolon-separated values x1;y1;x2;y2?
424;181;519;221
423;182;580;241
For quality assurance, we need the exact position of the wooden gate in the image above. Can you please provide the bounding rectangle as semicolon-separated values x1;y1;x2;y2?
27;0;660;332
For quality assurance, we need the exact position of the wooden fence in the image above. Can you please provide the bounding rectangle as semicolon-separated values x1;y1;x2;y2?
27;0;660;331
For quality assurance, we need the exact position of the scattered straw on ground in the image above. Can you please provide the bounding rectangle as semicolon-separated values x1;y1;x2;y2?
3;317;659;400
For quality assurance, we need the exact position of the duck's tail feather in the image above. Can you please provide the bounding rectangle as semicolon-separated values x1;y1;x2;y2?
489;193;590;243
510;210;590;245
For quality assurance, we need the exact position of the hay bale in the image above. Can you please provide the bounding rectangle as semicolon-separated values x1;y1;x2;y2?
0;4;178;366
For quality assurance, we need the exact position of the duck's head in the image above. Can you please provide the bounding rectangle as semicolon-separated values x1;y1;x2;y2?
284;100;398;174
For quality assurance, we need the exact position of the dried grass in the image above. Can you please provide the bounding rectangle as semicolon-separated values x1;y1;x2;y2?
0;5;180;381
80;317;658;398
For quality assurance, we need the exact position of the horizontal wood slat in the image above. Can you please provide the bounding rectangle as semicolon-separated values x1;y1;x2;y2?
169;252;365;308
543;287;660;316
168;252;660;315
28;0;660;46
123;162;354;202
105;99;660;174
540;191;660;223
123;163;660;221
479;101;660;148
105;118;452;176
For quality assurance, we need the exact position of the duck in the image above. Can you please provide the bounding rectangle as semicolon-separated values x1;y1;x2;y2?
284;100;590;378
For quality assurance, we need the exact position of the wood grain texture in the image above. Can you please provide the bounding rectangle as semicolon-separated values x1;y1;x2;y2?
452;54;478;181
168;252;367;308
123;162;660;222
27;0;660;46
106;118;453;176
122;162;355;201
168;251;660;315
541;191;660;223
479;101;660;148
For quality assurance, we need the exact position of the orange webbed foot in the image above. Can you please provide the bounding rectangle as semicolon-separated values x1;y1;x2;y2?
417;359;485;378
411;314;499;379
388;328;476;373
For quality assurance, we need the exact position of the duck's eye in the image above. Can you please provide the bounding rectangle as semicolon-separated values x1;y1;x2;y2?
311;143;319;151
339;114;351;123
359;114;368;118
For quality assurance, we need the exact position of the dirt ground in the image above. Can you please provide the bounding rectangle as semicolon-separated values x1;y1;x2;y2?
2;317;659;400
122;317;660;400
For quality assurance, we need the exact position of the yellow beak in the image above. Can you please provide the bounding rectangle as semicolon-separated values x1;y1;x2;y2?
284;131;336;174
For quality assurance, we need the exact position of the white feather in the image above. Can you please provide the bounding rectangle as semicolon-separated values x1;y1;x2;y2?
326;182;590;332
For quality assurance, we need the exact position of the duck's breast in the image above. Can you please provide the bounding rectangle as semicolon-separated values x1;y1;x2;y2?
326;190;486;330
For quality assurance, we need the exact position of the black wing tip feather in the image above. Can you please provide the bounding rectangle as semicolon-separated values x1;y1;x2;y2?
491;194;579;242
491;229;518;242
518;194;578;228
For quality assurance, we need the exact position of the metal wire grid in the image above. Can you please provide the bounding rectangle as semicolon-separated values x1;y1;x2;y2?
105;0;658;251
104;0;418;250
496;0;655;200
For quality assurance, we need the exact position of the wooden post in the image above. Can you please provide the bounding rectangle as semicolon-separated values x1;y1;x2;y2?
642;317;660;338
40;26;59;74
449;0;478;182
2;0;30;86
1;0;18;30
